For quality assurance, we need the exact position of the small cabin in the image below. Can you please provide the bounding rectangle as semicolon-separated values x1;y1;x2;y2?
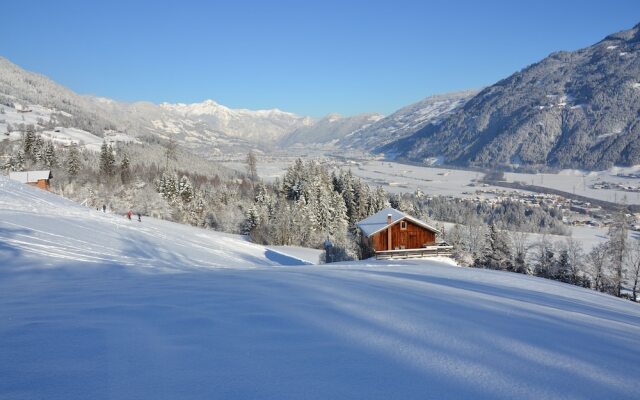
356;207;451;259
9;170;53;190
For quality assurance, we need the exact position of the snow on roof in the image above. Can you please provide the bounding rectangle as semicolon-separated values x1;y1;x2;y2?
356;207;439;237
8;170;52;184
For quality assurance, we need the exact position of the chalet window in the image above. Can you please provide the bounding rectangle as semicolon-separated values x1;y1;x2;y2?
400;221;407;230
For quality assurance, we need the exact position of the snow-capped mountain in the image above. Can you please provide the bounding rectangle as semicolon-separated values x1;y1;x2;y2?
338;90;478;150
160;99;313;142
0;57;312;152
279;112;384;147
1;56;386;152
0;55;480;156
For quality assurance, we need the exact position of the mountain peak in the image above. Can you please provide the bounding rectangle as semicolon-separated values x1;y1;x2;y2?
603;21;640;42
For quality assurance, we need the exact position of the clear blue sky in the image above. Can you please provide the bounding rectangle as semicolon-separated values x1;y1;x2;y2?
1;0;639;116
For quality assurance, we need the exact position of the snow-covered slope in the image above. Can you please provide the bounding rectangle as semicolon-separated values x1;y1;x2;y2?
1;177;640;399
0;176;308;270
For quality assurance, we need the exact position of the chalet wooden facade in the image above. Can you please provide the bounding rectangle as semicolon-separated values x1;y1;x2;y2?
8;170;53;190
356;207;452;259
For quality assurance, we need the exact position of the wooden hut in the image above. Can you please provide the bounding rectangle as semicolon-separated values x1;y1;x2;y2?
356;207;451;259
9;170;53;190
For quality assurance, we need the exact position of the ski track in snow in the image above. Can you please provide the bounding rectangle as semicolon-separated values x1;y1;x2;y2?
1;176;640;399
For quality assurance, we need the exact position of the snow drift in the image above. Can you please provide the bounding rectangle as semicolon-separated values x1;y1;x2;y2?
1;176;639;399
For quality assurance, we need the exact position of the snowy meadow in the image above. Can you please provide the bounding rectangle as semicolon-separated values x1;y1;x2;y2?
1;176;640;399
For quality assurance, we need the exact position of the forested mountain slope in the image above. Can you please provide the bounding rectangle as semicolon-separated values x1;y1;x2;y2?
342;90;477;150
384;23;640;170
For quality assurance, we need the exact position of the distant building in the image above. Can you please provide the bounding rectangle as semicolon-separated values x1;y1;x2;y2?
14;103;32;113
9;170;53;190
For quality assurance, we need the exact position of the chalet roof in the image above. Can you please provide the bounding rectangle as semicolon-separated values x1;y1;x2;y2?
355;207;440;237
8;170;52;184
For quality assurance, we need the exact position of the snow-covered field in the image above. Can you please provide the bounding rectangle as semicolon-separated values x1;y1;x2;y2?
1;176;640;399
353;161;640;204
504;167;640;205
220;157;640;205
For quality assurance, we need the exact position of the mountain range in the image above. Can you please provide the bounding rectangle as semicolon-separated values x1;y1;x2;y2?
2;21;639;169
0;56;472;156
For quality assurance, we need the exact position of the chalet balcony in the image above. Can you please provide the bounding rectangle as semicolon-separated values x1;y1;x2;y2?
374;243;453;260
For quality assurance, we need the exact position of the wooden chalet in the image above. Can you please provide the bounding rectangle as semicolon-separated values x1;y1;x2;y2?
356;207;452;259
9;170;53;190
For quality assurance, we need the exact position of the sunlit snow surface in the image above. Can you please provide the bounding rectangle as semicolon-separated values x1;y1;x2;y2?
1;176;639;399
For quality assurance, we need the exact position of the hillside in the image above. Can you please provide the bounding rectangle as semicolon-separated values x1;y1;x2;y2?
341;90;478;150
1;177;639;399
279;112;383;147
383;23;640;170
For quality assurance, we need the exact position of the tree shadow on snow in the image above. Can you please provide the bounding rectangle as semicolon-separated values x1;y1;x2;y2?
264;249;309;266
0;226;31;264
356;269;640;326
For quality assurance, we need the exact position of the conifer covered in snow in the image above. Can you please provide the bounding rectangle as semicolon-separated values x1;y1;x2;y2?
99;141;116;177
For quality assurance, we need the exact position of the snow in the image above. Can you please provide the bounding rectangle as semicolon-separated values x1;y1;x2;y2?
504;167;640;205
266;245;324;265
1;176;640;399
0;176;305;271
39;127;138;151
0;102;137;150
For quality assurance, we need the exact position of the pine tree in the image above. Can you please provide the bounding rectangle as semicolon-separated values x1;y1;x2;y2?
120;152;131;184
282;158;305;201
556;250;572;283
15;150;25;171
67;145;81;178
157;173;178;204
372;186;390;213
43;142;57;167
243;206;262;235
339;171;357;226
486;224;513;270
99;142;116;177
99;141;110;176
107;144;116;174
32;136;45;165
178;176;194;203
532;236;555;278
23;127;35;158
